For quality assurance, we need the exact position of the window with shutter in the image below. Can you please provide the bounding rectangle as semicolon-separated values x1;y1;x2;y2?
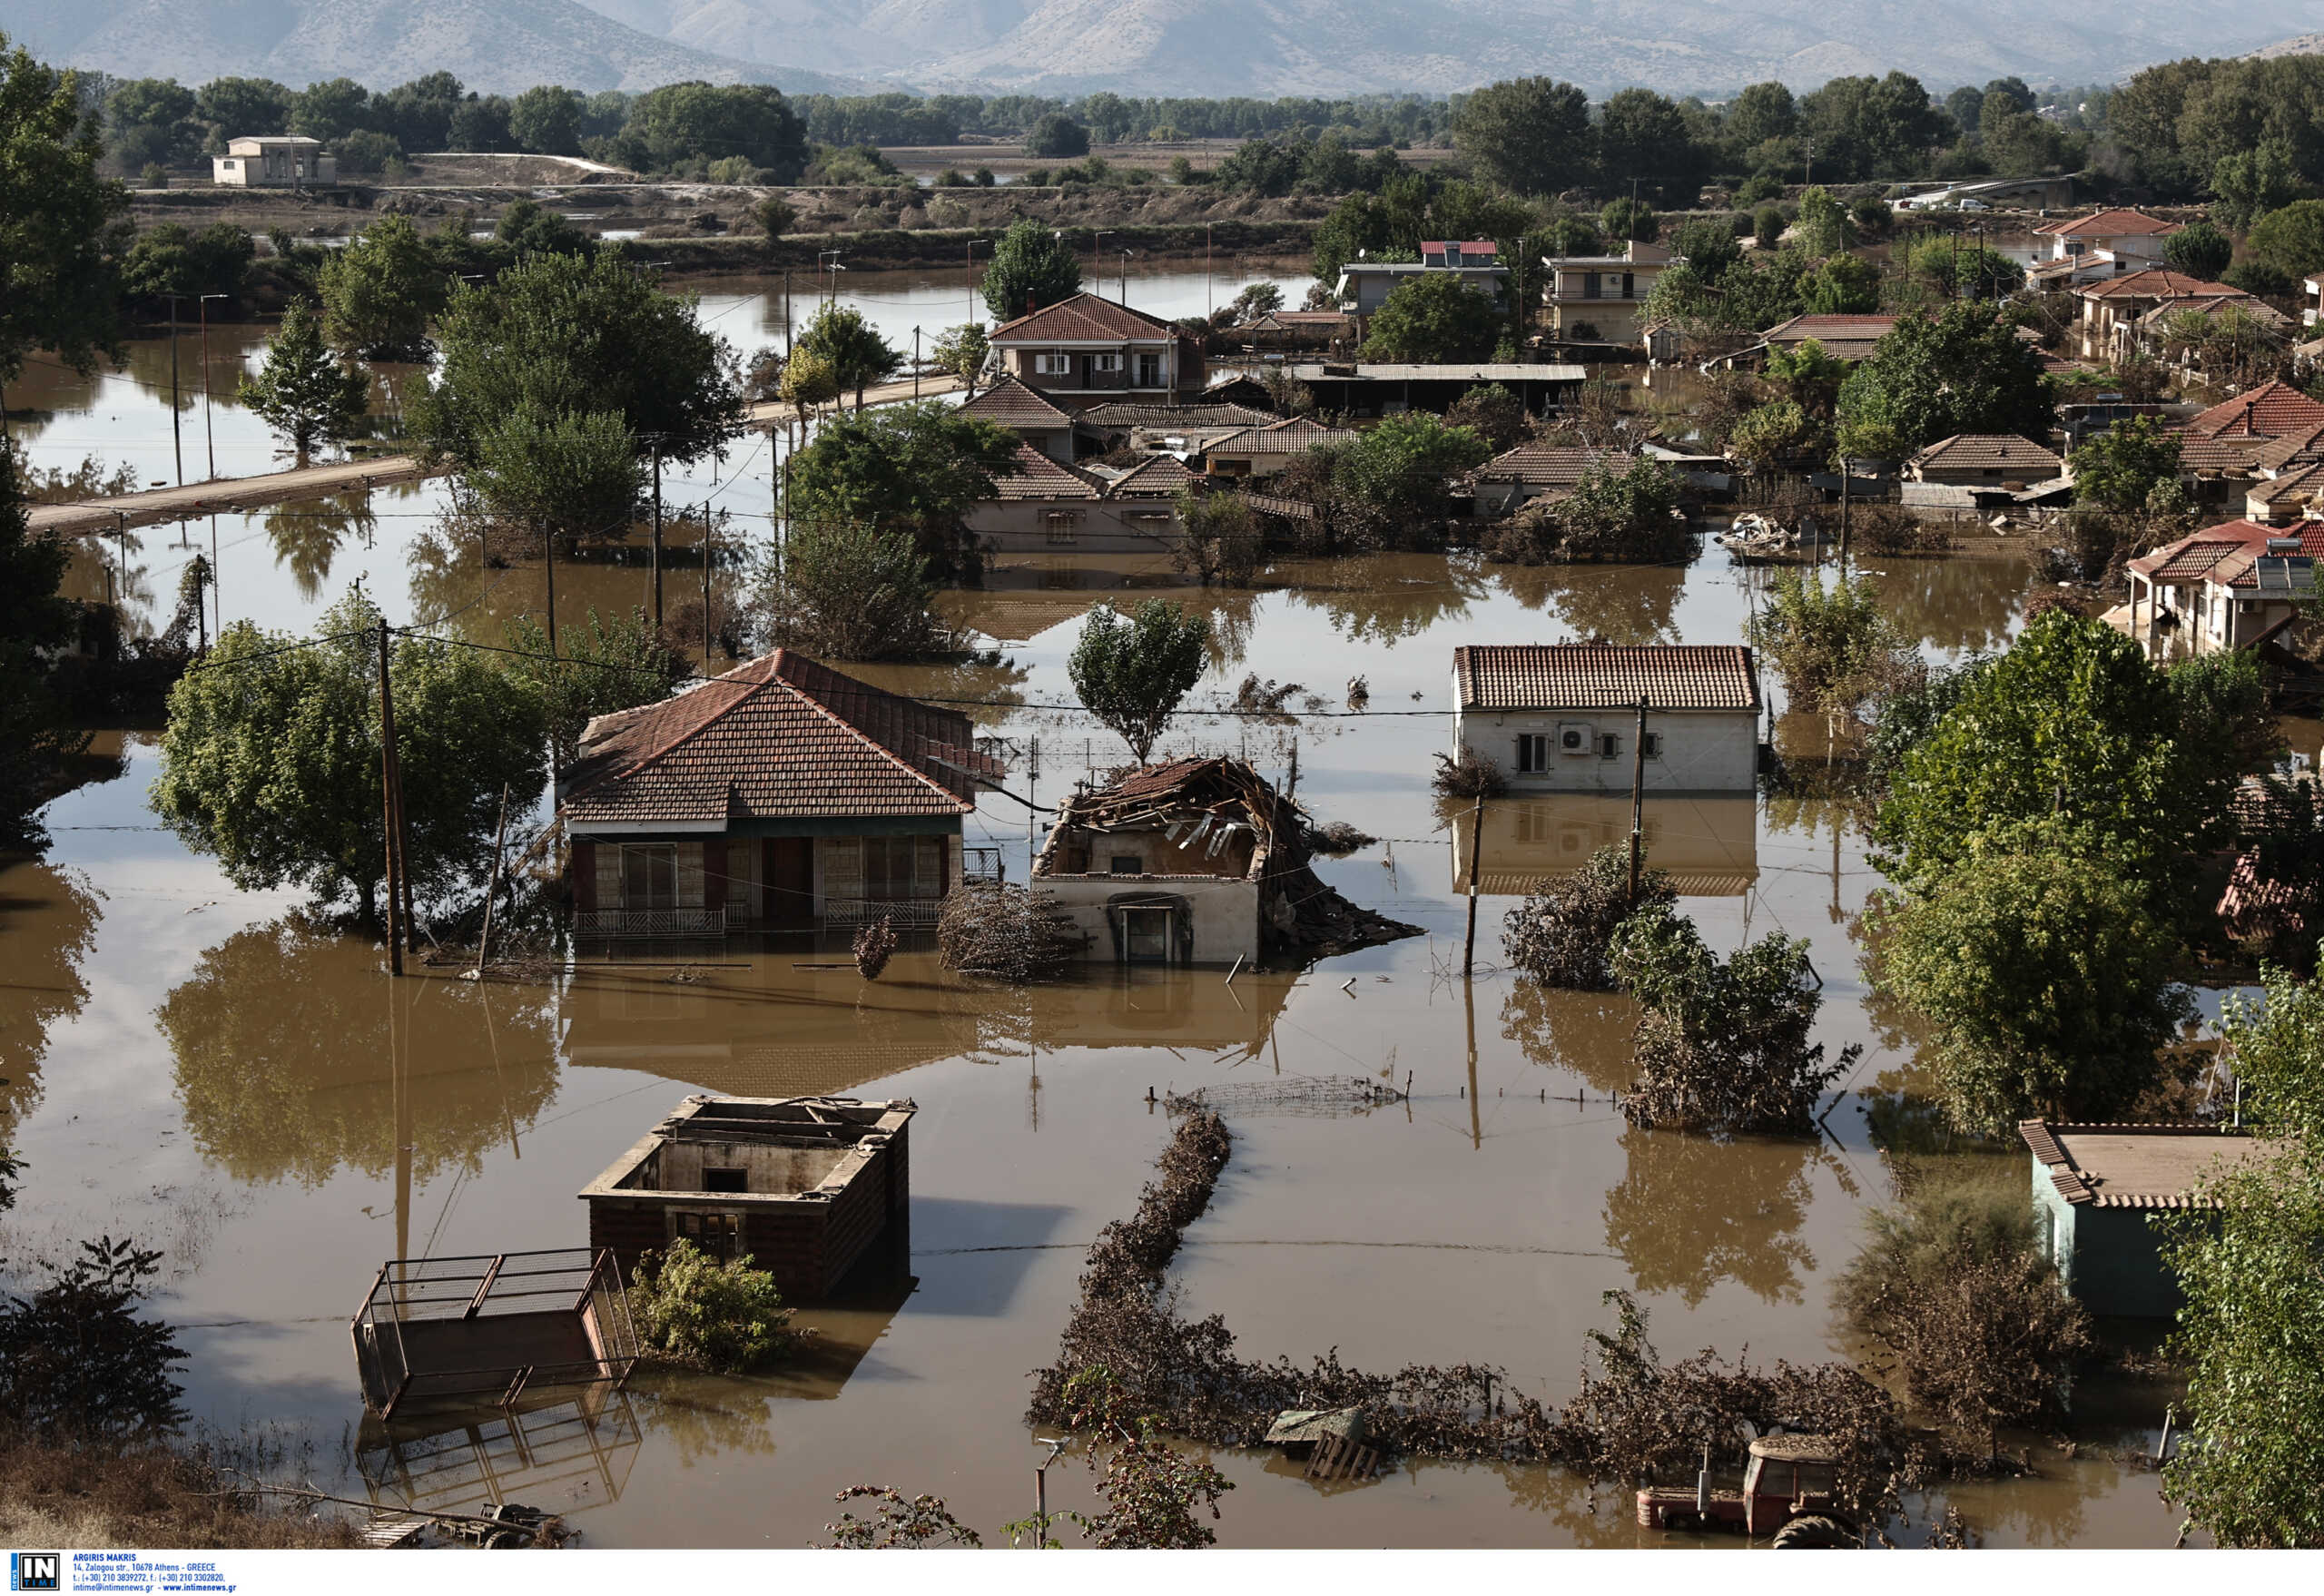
675;842;704;908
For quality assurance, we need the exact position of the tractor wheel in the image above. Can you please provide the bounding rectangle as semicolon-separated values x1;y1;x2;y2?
1771;1514;1851;1549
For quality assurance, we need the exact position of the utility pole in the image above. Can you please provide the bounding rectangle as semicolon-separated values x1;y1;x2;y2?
1206;222;1214;319
1119;248;1131;305
160;292;187;486
198;292;228;480
1838;458;1852;570
783;270;793;356
650;447;664;628
967;238;989;329
1628;696;1649;902
913;325;921;399
701;505;714;663
542;516;556;655
476;784;510;973
1462;793;1484;978
378;621;404;978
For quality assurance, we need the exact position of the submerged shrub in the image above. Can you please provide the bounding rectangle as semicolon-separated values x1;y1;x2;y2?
0;1236;187;1441
1502;843;1675;990
1431;744;1506;799
938;880;1086;981
627;1239;796;1373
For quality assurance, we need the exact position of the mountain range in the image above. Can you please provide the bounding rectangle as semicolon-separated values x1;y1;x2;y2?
4;0;2319;98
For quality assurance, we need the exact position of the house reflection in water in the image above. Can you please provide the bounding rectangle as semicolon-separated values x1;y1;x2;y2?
1447;795;1758;897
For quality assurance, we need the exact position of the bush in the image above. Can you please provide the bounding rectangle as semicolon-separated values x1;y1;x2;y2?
1431;744;1505;798
1170;488;1262;586
1502;843;1675;990
1849;504;1955;556
852;914;897;980
334;129;401;175
1747;569;1915;723
938;880;1085;980
1835;1174;2091;1450
1752;203;1786;248
0;1237;186;1440
627;1238;796;1373
760;520;950;660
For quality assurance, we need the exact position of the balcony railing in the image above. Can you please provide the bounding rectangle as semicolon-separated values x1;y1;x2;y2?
574;908;726;939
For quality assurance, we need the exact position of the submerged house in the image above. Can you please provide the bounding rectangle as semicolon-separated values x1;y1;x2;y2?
580;1096;913;1297
1450;643;1764;793
2120;519;2323;661
558;652;1001;938
2019;1121;2267;1316
986;294;1206;410
1030;757;1417;966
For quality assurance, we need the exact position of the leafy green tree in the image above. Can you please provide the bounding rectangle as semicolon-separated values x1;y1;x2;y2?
1791;186;1854;257
1797;72;1947;181
2070;415;2183;514
1451;77;1592;195
1751;202;1786;250
238;300;370;461
2162;219;2233;281
1024;113;1089;158
1360;271;1502;361
105;77;200;171
1597;88;1703;201
1905;235;2026;298
982;218;1083;322
1726;399;1823;475
1872;610;2259;901
331;128;402;176
288;77;372;142
1763;338;1849;414
930;323;990;395
795;304;901;408
193;77;291;139
509;84;584;155
1834;302;2052;461
1328;410;1492;539
0;446;83;852
317;214;448;360
468;404;642;542
117;222;254;308
1068;600;1213;764
753;194;795;243
1748;570;1912;724
1442;382;1529;451
788;400;1019;558
1797;251;1881;314
2247;200;2324;283
494;196;591;257
1668;216;1738;278
1600;196;1657;243
0;34;128;386
1724;82;1798;149
150;587;549;922
503;606;685;761
616;84;806;179
761;521;944;661
411;251;742;470
628;1238;797;1372
373;72;462;151
2212;143;2305;232
1873;852;2191;1129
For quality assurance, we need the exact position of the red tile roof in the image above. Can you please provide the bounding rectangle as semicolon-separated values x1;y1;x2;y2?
1909;433;2064;474
1105;455;1197;498
2076;269;2241;301
990;441;1103;501
2128;520;2324;583
1206;416;1359;456
989;291;1180;344
1452;643;1761;713
2030;208;2180;238
1469;444;1635;488
957;375;1074;429
1761;313;1898;342
563;652;997;824
2187;379;2324;440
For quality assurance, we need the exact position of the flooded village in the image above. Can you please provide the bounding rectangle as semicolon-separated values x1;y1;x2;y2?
5;51;2324;1562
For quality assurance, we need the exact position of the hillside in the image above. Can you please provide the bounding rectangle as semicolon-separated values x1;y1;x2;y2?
2250;32;2324;59
0;0;873;94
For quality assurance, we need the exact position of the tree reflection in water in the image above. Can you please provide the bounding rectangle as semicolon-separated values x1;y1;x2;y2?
1283;555;1484;647
625;1368;782;1468
1490;558;1689;646
157;917;558;1187
0;862;104;1133
265;490;378;602
1500;982;1639;1096
1600;1125;1830;1307
1864;553;2025;659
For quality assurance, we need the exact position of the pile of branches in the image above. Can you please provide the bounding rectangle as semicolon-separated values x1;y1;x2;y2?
1431;746;1506;799
937;881;1085;981
1027;1115;1945;1529
1502;844;1675;990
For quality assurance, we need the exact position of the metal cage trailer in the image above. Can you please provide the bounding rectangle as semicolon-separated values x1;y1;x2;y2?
351;1247;640;1419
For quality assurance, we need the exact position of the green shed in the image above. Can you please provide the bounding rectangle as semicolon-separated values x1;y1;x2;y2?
2019;1121;2267;1318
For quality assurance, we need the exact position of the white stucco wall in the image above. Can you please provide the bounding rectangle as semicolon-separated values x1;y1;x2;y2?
1036;875;1260;965
965;498;1184;555
1452;704;1760;793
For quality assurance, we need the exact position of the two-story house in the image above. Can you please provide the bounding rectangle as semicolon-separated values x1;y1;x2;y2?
2026;208;2180;289
2073;270;2252;364
1540;241;1672;347
985;293;1206;411
2122;519;2324;661
1334;241;1511;320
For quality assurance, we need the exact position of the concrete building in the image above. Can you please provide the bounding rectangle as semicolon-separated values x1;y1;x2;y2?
2073;270;2254;364
955;376;1077;463
1450;643;1763;794
1201;415;1359;478
2020;1121;2268;1316
212;135;335;187
2024;207;2178;288
2121;520;2322;661
964;442;1186;554
986;293;1205;410
1334;241;1510;320
1540;240;1673;347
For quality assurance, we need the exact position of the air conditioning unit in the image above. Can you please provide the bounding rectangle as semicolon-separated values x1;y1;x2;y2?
1558;722;1592;756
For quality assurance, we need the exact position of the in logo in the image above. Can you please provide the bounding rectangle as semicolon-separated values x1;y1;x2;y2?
9;1553;59;1592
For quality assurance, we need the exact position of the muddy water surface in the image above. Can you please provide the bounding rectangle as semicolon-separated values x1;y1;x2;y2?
0;293;2186;1547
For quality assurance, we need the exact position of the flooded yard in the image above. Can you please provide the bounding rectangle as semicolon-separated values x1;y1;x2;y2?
0;267;2186;1549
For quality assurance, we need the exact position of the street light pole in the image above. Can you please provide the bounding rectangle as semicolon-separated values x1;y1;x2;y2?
1119;248;1131;306
160;292;187;486
967;238;989;327
198;292;228;481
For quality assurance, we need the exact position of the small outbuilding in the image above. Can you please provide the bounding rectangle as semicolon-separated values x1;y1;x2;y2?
1450;643;1763;793
212;134;335;187
580;1095;914;1298
2019;1120;2270;1316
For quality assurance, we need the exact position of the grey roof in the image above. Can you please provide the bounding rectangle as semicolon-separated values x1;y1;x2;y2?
1285;362;1586;382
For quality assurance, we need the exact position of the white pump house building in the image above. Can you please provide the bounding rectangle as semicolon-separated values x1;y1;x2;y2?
1449;644;1764;794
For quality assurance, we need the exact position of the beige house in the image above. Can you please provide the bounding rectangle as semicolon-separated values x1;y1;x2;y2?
2121;520;2323;660
956;376;1077;463
1467;445;1637;517
1450;643;1764;794
1201;415;1358;478
964;442;1184;554
212;135;335;187
2026;208;2179;289
986;294;1205;410
1541;241;1672;346
1905;434;2065;488
2073;270;2253;364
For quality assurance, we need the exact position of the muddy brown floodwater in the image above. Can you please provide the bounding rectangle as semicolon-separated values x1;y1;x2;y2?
1;293;2189;1546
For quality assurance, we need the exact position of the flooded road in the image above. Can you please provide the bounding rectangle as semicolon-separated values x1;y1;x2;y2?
0;277;2188;1547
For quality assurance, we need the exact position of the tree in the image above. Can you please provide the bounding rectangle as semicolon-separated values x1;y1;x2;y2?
238;300;370;461
1725;82;1798;149
930;323;990;395
1451;77;1592;195
1443;382;1530;451
2247;200;2324;283
194;77;292;139
374;72;462;151
1873;610;2260;901
150;587;549;922
289;77;371;142
410;251;742;470
1600;196;1658;243
105;77;200;171
982;218;1083;322
1763;338;1849;414
317;214;448;360
468;404;642;542
761;521;946;660
1024;113;1089;158
1068;600;1212;764
788;400;1019;561
2071;415;2183;514
1668;217;1738;279
1904;236;2026;299
1797;252;1880;314
0;446;83;851
1360;272;1502;361
117;222;253;308
2163;219;2233;281
617;83;807;181
1835;302;2052;461
1598;88;1703;201
494;197;591;257
2212;143;2305;233
1502;843;1676;990
794;304;901;408
509;84;584;155
752;194;795;244
1872;852;2191;1129
1170;488;1262;586
0;33;128;386
1726;399;1824;476
1326;411;1493;544
1791;186;1854;257
332;128;402;176
448;95;514;153
501;606;684;763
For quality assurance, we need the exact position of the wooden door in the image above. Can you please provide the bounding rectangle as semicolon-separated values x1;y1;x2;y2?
767;839;813;928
